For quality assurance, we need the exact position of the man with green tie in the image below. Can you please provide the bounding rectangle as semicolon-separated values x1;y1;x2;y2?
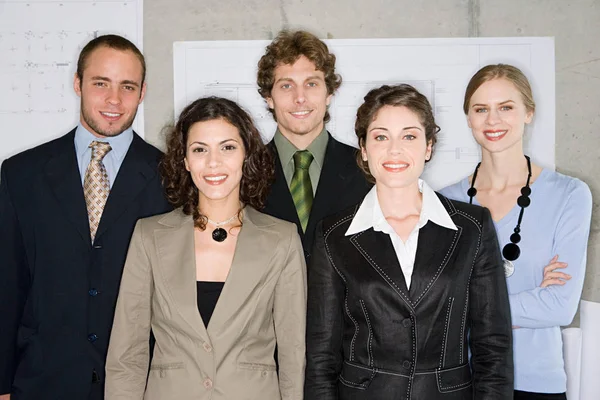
258;30;371;263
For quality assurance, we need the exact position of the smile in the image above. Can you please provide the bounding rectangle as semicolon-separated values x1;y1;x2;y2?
204;175;227;185
290;110;312;117
100;111;123;119
484;130;507;140
382;162;409;172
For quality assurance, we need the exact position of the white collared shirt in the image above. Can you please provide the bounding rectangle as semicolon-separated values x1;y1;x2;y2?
346;179;457;289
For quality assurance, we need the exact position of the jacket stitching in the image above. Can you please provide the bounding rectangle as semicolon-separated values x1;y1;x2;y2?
345;293;359;361
359;300;374;367
322;219;359;362
455;210;482;233
351;232;415;311
439;297;454;369
436;366;473;392
413;227;462;306
460;230;481;363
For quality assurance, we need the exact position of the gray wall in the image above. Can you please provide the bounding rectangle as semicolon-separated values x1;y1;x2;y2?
143;0;600;311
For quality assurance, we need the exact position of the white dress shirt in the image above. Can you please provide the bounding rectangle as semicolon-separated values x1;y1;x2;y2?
346;179;457;289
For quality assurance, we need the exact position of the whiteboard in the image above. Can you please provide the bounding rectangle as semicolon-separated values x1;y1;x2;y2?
0;0;144;164
173;37;555;190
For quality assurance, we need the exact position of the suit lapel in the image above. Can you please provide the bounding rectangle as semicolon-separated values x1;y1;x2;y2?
44;130;91;245
207;207;274;336
95;134;156;241
409;218;462;307
264;142;303;235
154;210;209;343
351;229;413;311
306;136;359;247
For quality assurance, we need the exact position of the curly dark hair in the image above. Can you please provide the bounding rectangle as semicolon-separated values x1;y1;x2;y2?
355;84;440;183
257;30;342;123
160;97;274;229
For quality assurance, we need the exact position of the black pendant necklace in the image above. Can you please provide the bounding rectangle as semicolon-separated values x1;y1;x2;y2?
467;155;532;277
206;213;238;242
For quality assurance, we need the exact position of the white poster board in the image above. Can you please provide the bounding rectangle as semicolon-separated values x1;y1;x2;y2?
0;0;144;164
174;37;555;189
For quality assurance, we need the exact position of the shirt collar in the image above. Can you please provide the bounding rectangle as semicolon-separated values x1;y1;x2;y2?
346;179;457;236
273;127;329;169
74;123;133;163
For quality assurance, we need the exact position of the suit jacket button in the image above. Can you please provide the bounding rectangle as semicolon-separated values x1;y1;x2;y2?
402;318;412;328
88;289;98;296
87;333;98;343
403;360;411;369
203;342;212;353
203;378;213;389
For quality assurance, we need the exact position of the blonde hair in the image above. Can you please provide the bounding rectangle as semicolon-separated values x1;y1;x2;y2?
463;64;535;115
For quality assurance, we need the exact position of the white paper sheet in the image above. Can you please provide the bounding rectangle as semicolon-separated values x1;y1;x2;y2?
0;0;144;164
173;37;555;189
562;327;582;400
580;300;600;400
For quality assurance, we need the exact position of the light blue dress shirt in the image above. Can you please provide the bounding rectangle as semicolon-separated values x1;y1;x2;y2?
74;124;134;188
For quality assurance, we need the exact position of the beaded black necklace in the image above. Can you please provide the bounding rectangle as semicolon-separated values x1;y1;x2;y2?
467;155;532;277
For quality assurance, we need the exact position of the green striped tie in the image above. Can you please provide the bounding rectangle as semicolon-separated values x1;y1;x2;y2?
290;150;314;232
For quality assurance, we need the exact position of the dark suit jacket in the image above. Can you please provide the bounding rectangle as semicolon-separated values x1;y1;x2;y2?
263;134;371;262
0;128;171;400
305;194;513;400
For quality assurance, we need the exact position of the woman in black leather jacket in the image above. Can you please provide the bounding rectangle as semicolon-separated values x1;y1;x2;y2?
305;84;513;400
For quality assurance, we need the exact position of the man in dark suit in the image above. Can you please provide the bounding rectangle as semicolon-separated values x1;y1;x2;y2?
0;35;171;400
257;30;371;261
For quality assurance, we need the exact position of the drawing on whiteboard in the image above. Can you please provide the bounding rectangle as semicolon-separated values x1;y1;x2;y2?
0;30;98;115
173;38;555;189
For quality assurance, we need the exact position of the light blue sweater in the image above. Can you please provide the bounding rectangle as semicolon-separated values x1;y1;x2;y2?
440;168;592;393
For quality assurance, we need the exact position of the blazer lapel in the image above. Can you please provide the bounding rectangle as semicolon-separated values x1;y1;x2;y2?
409;222;462;306
350;229;413;311
95;134;157;241
44;130;91;246
207;207;275;336
154;210;209;343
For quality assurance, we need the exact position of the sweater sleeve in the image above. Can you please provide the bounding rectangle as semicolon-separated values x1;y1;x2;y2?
509;179;592;328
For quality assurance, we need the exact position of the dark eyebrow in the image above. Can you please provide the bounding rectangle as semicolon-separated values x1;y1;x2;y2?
188;138;240;147
305;75;325;82
368;126;423;132
120;80;140;87
90;76;140;87
274;77;293;85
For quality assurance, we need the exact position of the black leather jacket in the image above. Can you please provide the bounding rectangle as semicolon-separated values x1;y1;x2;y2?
305;194;513;400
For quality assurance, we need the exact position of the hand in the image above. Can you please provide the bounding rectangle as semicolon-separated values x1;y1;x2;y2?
0;394;11;399
540;255;570;288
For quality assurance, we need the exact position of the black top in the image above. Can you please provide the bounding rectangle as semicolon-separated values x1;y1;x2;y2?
196;281;224;328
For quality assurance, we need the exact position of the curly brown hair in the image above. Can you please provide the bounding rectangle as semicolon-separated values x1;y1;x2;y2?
160;97;274;229
257;30;342;123
355;84;440;183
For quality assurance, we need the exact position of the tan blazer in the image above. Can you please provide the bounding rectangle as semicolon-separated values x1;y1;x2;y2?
105;206;307;400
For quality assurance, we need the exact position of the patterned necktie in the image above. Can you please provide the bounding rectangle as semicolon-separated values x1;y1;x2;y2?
84;141;112;242
290;150;314;232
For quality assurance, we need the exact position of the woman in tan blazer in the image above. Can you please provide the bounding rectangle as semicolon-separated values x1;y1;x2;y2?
105;97;307;400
